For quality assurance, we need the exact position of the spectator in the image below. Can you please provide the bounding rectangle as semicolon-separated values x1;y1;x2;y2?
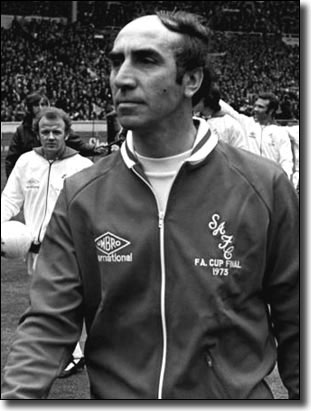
106;105;121;145
1;3;299;122
1;11;299;399
1;107;93;378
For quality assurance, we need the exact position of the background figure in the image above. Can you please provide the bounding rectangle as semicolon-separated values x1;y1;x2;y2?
1;107;93;377
285;123;299;192
5;92;107;179
105;106;126;153
193;80;248;150
1;11;299;400
220;93;294;180
106;106;121;145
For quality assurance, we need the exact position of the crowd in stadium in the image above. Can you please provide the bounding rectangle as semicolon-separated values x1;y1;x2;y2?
1;1;299;122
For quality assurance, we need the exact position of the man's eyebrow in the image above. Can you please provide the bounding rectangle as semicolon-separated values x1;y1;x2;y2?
108;48;162;60
107;51;122;61
133;48;162;58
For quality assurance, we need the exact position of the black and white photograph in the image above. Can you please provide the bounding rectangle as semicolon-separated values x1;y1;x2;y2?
1;0;302;402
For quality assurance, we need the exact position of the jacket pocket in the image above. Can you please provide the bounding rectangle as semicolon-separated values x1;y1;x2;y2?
204;350;275;399
204;350;232;399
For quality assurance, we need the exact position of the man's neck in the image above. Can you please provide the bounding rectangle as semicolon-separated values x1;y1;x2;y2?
257;116;274;126
132;118;197;158
42;146;66;161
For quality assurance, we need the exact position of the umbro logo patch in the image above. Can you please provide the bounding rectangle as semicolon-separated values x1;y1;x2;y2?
95;232;131;256
26;178;40;189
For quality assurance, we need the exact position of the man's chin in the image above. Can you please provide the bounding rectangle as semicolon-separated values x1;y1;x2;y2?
118;117;144;130
43;147;61;159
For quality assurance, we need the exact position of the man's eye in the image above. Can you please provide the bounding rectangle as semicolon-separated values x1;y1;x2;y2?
136;54;157;65
109;57;123;68
40;130;62;136
141;58;156;64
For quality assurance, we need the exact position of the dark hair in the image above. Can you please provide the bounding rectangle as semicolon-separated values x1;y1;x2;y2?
258;92;279;116
192;64;219;107
25;93;49;110
156;10;210;84
33;107;72;135
203;83;221;112
24;92;50;123
25;92;42;110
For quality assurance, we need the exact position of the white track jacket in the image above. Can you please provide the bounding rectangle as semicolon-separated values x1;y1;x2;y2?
219;101;293;179
1;147;93;271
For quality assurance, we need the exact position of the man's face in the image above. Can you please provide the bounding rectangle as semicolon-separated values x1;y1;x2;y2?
32;99;49;117
109;15;186;130
38;116;67;159
253;98;271;123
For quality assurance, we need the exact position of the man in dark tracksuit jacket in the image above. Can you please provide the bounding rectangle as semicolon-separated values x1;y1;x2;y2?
1;11;299;400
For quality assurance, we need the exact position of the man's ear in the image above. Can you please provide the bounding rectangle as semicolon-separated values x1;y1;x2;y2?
267;108;275;118
64;134;69;141
183;67;204;99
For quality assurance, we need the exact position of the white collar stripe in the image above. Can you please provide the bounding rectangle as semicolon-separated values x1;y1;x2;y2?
120;118;218;169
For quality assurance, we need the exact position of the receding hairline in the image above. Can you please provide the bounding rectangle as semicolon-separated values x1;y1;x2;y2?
114;14;181;42
119;14;162;31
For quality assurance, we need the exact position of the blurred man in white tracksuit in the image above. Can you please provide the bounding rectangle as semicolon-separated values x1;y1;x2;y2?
220;93;293;180
285;123;299;191
1;107;93;378
193;81;248;150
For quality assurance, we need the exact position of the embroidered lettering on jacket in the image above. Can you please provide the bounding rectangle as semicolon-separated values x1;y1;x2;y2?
193;213;242;276
95;232;132;263
208;213;234;260
25;178;40;189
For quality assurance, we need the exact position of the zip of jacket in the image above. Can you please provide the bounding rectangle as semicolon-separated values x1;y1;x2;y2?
35;160;54;245
131;164;168;399
120;119;217;397
131;149;203;398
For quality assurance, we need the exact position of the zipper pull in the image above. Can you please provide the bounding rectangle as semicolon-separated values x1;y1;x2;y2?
205;353;213;367
158;211;164;229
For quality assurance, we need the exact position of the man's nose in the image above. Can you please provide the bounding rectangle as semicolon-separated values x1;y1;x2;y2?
47;131;56;139
112;61;136;89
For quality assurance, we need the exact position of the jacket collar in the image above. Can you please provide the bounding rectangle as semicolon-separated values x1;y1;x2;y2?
33;146;79;161
121;117;218;169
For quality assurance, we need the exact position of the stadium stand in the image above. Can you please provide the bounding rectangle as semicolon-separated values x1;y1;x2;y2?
1;1;299;123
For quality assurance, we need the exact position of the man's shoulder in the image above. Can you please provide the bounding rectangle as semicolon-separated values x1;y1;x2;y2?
17;150;38;163
15;122;33;136
63;152;121;198
217;141;285;180
220;114;245;130
68;153;94;167
266;123;290;140
10;151;40;175
266;123;285;131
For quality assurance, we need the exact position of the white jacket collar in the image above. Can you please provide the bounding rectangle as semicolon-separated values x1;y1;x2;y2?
121;117;218;169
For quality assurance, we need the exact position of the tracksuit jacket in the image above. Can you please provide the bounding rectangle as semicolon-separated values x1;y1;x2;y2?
5;119;99;178
2;147;93;243
1;119;299;399
1;147;93;273
219;100;294;179
239;116;293;179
